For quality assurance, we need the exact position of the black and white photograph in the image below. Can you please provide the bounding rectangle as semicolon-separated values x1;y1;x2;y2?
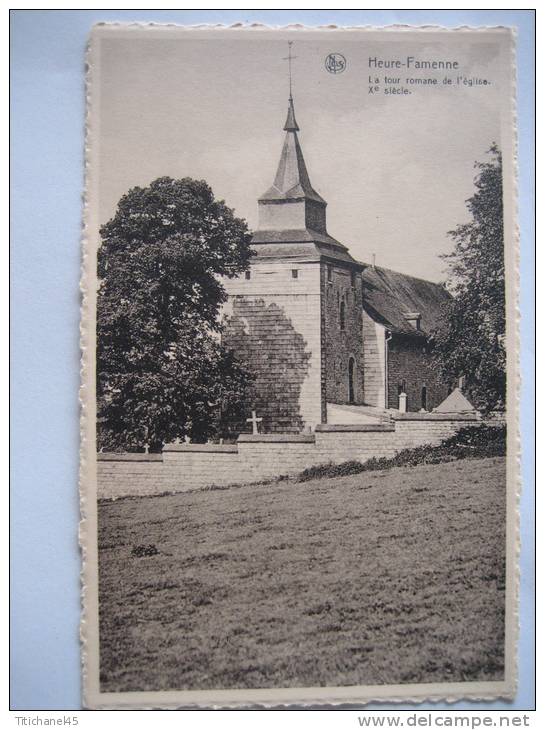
81;25;518;708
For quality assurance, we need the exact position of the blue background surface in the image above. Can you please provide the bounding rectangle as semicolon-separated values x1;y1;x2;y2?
10;9;535;711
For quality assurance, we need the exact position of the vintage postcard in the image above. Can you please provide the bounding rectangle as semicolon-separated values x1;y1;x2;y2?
81;25;518;708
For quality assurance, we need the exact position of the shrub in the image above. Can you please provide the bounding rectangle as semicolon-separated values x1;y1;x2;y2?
131;544;159;557
441;424;506;455
298;461;366;482
296;424;505;483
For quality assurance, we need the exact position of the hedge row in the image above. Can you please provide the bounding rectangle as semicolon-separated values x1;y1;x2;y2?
297;424;506;482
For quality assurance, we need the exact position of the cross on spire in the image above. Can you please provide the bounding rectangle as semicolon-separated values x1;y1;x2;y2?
283;41;297;100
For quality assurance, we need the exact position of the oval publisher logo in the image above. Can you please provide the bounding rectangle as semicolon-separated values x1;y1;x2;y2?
325;52;346;74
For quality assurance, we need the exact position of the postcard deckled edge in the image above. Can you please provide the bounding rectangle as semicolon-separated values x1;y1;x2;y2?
79;22;521;709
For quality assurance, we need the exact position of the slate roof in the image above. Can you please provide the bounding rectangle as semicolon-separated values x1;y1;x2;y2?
259;98;326;205
251;228;363;267
252;96;361;269
361;265;451;337
433;387;477;414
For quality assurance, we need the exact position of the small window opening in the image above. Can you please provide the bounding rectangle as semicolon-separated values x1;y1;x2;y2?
244;271;251;280
421;386;428;411
340;301;346;330
327;265;333;282
350;270;356;288
348;357;355;403
291;269;298;279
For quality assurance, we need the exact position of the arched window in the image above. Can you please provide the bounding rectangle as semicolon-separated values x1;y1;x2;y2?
340;301;346;330
421;385;427;411
348;357;355;403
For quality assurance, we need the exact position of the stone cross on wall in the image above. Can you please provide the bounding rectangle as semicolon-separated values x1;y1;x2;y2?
246;410;263;435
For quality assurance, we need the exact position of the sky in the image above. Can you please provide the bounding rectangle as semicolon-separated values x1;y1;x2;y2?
95;27;511;282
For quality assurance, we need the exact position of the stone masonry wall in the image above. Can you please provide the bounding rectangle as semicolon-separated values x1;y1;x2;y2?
237;434;318;482
97;414;479;499
361;309;386;408
322;263;364;406
97;454;166;500
387;334;451;412
97;446;241;500
221;261;322;433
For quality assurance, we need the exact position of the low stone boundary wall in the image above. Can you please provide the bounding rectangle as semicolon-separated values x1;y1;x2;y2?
97;413;480;499
97;445;240;500
393;413;480;450
163;443;240;493
237;434;317;482
97;453;164;500
314;423;397;464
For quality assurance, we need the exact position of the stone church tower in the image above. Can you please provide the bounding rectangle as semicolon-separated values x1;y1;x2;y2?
221;96;364;433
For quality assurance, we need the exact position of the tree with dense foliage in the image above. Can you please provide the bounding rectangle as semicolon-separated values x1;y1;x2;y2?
97;177;254;451
433;145;505;413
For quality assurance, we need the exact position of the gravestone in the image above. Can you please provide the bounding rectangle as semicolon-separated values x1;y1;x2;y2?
246;410;263;435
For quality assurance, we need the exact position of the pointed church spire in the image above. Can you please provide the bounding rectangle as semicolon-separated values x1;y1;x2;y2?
251;44;362;269
260;95;326;207
255;43;332;239
284;96;299;131
283;43;299;131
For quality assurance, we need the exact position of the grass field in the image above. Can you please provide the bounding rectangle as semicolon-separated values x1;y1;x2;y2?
98;456;506;692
